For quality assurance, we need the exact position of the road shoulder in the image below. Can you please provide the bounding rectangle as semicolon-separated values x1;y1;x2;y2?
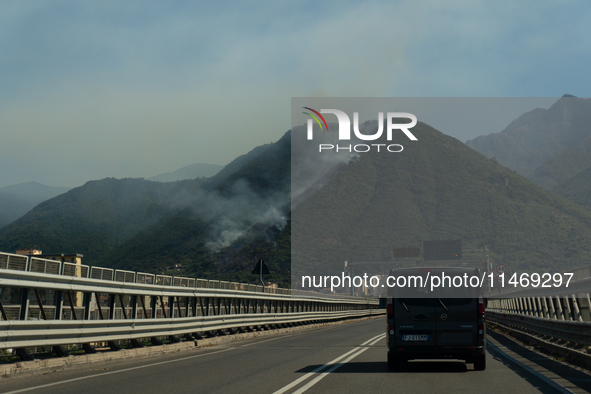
487;328;591;394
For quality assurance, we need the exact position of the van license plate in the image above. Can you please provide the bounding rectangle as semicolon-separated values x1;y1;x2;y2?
402;335;429;341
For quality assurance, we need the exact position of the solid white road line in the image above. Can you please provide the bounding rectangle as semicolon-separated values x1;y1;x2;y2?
273;333;386;394
5;324;334;393
3;348;237;394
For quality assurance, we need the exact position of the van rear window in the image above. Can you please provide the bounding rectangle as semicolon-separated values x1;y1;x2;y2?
438;284;476;299
399;298;436;307
439;298;473;306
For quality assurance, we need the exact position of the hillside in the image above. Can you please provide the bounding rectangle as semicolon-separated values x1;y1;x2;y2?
0;140;275;267
553;166;591;210
198;143;273;190
466;96;591;180
148;163;223;182
0;182;70;229
0;178;199;262
292;120;591;283
528;136;591;190
106;132;290;277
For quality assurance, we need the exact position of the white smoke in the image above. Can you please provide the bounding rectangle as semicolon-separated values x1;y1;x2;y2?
200;179;289;251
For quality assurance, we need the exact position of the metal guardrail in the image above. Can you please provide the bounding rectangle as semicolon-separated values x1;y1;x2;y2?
486;311;591;347
0;252;28;272
485;264;591;299
0;310;378;349
0;252;381;358
137;272;155;285
90;266;114;281
0;252;361;299
115;269;136;283
486;277;591;300
486;282;591;361
29;257;61;275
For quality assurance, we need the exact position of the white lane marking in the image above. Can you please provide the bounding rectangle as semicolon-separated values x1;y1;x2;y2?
293;348;368;393
2;348;235;394
272;347;361;394
293;334;385;393
5;324;383;394
273;333;386;394
7;326;317;394
360;334;385;346
240;335;298;347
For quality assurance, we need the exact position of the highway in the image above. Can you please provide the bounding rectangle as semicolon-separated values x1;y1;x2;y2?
1;317;586;394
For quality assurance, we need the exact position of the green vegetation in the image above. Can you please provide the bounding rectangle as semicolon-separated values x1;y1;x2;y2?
529;137;591;190
0;178;201;263
552;166;591;210
293;122;591;275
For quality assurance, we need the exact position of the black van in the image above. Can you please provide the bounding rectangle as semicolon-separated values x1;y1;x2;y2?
385;267;486;371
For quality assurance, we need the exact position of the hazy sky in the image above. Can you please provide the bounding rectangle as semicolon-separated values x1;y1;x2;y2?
1;1;590;188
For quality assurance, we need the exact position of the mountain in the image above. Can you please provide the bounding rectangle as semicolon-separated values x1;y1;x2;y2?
106;133;290;277
291;120;591;280
105;119;591;282
553;166;591;210
4;118;591;287
0;178;204;262
528;136;591;190
148;163;223;182
0;182;70;229
198;143;273;190
466;96;591;181
0;141;277;270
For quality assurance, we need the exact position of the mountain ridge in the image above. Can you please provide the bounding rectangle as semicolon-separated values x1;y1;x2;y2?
0;182;70;229
466;96;591;179
148;163;224;182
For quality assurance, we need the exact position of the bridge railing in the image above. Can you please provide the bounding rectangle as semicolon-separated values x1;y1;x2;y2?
485;265;591;359
485;264;591;322
0;251;381;359
0;252;28;272
0;252;359;299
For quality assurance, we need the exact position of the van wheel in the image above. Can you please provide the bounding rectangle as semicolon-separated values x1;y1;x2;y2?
388;351;401;371
474;354;486;371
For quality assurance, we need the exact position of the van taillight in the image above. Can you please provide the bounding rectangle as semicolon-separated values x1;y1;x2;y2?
478;302;485;316
389;325;394;335
478;295;485;317
478;324;484;335
387;304;393;315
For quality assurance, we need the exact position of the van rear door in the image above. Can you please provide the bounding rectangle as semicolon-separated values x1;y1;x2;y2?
435;297;478;347
393;297;437;347
391;270;437;348
435;270;479;347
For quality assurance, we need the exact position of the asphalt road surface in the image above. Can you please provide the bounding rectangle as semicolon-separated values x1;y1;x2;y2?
1;317;583;394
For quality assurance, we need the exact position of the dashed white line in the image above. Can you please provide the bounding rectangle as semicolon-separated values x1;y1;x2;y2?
273;333;386;394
